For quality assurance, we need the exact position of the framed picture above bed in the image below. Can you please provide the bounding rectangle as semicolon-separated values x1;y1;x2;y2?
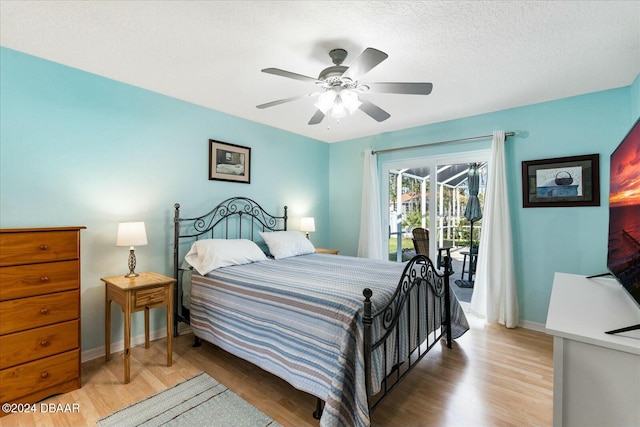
521;153;600;207
209;139;251;183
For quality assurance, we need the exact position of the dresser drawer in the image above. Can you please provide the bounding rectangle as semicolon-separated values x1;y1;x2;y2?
134;287;167;309
0;291;79;335
0;349;79;403
0;260;79;301
0;231;79;267
0;320;79;369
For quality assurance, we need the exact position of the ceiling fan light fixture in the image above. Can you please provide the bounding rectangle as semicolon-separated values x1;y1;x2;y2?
258;47;432;125
331;98;347;118
314;90;337;114
341;89;362;114
315;88;362;118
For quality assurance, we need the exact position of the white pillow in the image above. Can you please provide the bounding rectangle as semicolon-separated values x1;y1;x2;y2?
260;231;315;259
184;239;267;275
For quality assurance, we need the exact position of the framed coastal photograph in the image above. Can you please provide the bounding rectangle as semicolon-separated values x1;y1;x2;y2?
209;140;251;183
522;154;600;207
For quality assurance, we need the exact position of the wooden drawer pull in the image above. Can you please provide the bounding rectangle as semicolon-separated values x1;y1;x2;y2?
40;276;50;282
40;340;50;347
39;244;49;250
40;371;49;379
40;308;49;315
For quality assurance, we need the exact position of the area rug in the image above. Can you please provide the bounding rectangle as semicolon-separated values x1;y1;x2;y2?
97;372;282;427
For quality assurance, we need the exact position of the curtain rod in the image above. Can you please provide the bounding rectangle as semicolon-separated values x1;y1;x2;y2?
371;131;516;155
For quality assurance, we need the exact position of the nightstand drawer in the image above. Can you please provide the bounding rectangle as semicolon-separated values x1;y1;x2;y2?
0;320;79;369
0;349;79;403
0;260;79;301
0;291;79;335
134;287;167;309
0;231;79;267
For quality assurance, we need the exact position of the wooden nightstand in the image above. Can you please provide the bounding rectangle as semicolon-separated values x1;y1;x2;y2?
102;272;175;384
316;248;340;255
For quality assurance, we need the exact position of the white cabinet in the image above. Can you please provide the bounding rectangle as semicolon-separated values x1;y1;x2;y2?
546;272;640;427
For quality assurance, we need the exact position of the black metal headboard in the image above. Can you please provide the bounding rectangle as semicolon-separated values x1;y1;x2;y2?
172;196;288;334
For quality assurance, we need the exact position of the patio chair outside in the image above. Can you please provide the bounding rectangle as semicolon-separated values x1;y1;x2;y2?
412;227;429;256
412;227;452;271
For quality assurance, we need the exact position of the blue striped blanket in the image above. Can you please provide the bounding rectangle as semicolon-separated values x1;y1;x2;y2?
188;253;468;427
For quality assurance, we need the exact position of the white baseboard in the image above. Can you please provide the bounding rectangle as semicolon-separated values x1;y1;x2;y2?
518;319;546;333
461;302;546;333
81;323;192;363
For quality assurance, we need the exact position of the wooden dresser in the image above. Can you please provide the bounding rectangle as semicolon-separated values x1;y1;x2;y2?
0;227;84;411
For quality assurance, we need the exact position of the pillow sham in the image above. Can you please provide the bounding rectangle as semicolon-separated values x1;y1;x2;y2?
184;239;267;275
259;231;315;259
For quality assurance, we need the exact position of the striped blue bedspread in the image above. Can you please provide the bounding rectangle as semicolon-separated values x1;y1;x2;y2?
188;253;469;427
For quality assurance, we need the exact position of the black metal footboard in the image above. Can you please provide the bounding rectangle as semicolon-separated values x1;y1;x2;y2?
363;254;452;412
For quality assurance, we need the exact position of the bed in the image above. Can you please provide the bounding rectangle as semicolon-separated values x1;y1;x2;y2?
172;197;469;427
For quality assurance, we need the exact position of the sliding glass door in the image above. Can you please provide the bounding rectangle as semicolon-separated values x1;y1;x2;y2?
381;151;489;263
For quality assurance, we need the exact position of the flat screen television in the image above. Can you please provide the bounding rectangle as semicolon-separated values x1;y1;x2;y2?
606;116;640;334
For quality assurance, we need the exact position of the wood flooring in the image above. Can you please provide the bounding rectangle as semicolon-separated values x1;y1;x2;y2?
0;315;553;426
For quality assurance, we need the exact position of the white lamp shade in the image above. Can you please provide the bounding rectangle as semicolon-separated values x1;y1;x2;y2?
314;90;337;114
314;88;361;118
116;222;148;247
330;99;347;118
300;217;316;233
341;89;362;114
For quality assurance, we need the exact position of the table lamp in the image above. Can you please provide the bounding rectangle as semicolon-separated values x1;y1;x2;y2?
116;221;148;277
300;217;315;240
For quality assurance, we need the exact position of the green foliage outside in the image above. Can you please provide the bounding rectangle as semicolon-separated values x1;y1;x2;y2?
388;236;415;261
388;236;414;252
403;209;426;230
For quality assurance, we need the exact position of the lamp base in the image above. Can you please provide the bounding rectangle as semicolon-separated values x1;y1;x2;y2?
125;249;138;278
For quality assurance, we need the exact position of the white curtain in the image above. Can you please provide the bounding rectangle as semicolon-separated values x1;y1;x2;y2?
358;149;385;260
470;131;520;327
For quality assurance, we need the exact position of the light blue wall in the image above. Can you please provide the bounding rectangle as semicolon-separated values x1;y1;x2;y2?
0;47;330;353
329;84;638;324
631;73;640;120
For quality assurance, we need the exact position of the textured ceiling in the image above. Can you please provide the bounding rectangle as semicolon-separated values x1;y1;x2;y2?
1;1;639;143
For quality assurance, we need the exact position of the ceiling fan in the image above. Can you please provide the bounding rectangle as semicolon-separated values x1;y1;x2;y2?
256;47;433;125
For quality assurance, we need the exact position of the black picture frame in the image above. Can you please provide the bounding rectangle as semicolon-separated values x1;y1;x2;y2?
522;154;600;207
208;140;251;184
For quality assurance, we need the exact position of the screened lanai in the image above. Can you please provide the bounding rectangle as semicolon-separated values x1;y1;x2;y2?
388;162;487;262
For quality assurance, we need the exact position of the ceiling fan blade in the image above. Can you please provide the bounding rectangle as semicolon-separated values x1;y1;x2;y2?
261;68;321;84
308;110;325;125
367;82;433;95
359;98;391;122
341;48;388;82
256;93;318;109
